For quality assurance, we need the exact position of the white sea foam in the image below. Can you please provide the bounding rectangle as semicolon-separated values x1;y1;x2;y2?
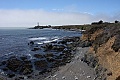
29;37;47;41
37;42;43;45
36;37;59;44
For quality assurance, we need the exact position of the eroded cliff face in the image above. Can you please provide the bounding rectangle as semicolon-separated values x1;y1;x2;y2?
81;24;120;80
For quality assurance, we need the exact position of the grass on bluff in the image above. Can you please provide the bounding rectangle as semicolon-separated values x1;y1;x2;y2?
52;22;120;31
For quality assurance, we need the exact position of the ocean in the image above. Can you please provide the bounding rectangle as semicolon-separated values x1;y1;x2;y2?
0;28;81;58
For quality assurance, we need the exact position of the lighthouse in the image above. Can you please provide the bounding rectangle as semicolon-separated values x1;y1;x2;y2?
37;22;39;26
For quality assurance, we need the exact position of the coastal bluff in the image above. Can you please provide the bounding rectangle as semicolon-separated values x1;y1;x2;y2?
81;23;120;80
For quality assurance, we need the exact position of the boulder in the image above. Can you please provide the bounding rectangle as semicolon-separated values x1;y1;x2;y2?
34;54;43;58
34;60;48;70
6;56;22;72
19;60;33;75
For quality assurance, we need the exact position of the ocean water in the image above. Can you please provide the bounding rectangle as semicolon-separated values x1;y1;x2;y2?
0;28;81;58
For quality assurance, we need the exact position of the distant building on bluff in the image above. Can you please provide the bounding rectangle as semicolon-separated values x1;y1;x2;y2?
34;22;51;29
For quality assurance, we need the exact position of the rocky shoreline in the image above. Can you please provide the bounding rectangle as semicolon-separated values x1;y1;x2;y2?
0;36;90;80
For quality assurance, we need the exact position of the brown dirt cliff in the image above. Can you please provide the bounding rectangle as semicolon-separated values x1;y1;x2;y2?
81;23;120;80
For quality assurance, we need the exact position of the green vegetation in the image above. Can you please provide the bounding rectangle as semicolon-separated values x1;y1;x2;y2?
52;21;120;31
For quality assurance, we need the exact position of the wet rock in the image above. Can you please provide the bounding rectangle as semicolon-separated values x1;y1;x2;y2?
29;41;34;45
39;69;49;75
34;54;43;58
4;56;33;75
51;41;57;43
7;73;15;78
46;57;55;62
62;49;71;53
52;60;64;67
66;43;74;49
58;40;67;44
34;60;48;70
44;53;54;57
63;37;75;42
31;47;40;51
19;77;24;79
52;45;65;51
2;67;8;71
42;43;53;51
15;78;20;80
1;61;6;65
6;57;22;72
20;56;28;61
19;61;33;75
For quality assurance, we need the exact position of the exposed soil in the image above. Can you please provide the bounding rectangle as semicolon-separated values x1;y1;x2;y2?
81;23;120;80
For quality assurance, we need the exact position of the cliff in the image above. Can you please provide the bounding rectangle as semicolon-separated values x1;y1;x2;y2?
81;23;120;80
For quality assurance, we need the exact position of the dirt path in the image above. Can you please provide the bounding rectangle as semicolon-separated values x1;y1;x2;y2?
44;47;96;80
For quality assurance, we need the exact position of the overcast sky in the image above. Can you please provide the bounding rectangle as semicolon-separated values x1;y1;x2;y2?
0;0;120;28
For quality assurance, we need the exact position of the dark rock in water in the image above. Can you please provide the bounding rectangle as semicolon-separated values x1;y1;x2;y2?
62;49;71;53
31;47;40;51
52;45;65;51
34;60;48;70
7;73;15;78
19;77;24;79
6;56;22;72
66;43;74;48
15;78;21;80
1;61;6;65
58;40;67;44
42;43;53;51
4;56;33;75
46;57;55;62
39;69;50;75
51;41;57;43
19;61;33;75
2;67;8;71
52;60;65;67
20;56;28;61
44;53;54;58
63;37;75;42
34;54;44;58
29;41;34;45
